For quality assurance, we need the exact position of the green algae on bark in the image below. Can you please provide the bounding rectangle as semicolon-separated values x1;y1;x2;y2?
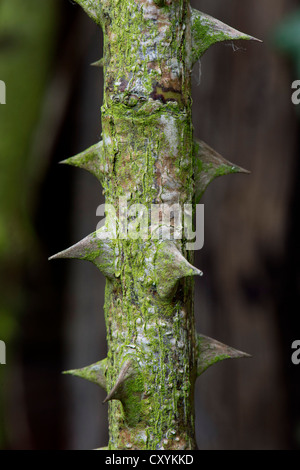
50;0;258;450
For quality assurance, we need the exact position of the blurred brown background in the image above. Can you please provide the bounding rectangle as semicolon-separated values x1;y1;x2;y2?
0;0;299;449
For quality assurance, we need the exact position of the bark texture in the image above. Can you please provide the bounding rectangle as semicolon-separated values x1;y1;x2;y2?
51;0;257;450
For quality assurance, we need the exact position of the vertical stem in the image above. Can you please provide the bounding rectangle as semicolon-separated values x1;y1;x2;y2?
99;0;197;449
55;0;257;451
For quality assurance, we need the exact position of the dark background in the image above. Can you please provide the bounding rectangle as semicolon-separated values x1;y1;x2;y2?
0;0;299;449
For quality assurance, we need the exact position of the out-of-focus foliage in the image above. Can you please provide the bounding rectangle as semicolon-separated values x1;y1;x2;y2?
273;9;300;75
0;0;59;447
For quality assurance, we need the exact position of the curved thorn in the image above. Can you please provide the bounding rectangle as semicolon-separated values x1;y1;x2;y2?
195;139;250;203
197;333;251;377
154;241;203;299
48;229;115;279
191;8;262;65
91;58;104;67
63;358;107;390
103;360;135;403
60;141;104;183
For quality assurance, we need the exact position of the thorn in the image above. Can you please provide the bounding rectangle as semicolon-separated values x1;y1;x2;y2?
91;58;104;67
197;333;251;376
48;229;115;279
60;141;104;183
103;360;135;403
154;241;203;299
195;139;250;203
191;9;262;65
73;0;101;26
63;358;107;391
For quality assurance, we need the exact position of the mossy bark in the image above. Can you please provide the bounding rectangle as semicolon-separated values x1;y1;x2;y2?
53;0;256;450
101;1;192;450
